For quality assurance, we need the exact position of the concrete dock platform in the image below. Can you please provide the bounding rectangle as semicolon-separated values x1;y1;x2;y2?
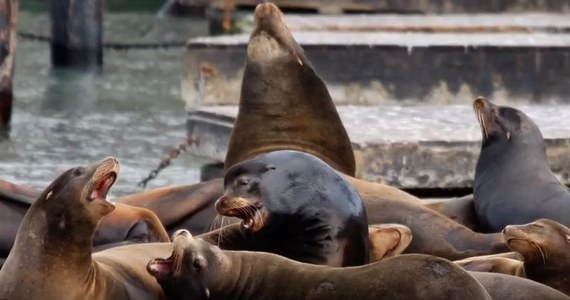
210;0;570;14
186;104;570;189
182;13;570;110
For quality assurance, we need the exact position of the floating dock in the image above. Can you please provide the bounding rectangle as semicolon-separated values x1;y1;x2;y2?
182;12;570;190
186;105;570;189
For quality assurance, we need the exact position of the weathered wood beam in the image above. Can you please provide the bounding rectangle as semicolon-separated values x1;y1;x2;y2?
49;0;103;68
0;0;18;134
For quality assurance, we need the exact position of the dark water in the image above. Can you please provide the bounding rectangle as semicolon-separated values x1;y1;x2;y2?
0;11;212;197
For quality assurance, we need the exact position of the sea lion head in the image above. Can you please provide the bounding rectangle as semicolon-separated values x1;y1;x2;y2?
224;2;355;176
218;150;361;233
502;219;570;266
35;156;119;229
473;97;544;150
147;229;224;300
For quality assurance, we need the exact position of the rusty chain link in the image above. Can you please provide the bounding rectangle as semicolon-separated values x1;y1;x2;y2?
138;137;200;188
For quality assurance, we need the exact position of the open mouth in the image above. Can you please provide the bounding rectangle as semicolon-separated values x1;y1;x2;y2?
216;195;265;232
88;171;117;202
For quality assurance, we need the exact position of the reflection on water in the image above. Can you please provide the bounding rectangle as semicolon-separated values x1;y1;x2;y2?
0;11;212;197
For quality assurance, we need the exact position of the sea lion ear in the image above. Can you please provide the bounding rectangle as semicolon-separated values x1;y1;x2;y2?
566;234;570;243
264;165;276;172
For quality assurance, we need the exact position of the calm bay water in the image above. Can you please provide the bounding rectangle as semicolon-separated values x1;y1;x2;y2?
0;11;212;197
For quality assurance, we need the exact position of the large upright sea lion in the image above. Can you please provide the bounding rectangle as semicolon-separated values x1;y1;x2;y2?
473;97;570;232
503;219;570;296
216;150;369;267
223;2;419;204
147;229;492;300
0;157;169;299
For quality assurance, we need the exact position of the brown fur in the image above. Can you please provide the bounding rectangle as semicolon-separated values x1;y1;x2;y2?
0;158;167;299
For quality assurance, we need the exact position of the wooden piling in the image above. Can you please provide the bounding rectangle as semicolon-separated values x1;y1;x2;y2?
49;0;103;68
0;0;18;133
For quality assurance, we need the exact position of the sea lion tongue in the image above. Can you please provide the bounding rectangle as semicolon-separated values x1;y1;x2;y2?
224;2;355;176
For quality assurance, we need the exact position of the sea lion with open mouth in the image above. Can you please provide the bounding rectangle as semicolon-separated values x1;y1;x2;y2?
147;229;492;300
0;157;169;299
215;150;368;267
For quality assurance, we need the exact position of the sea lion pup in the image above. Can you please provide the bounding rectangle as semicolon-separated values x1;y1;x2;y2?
454;252;525;277
473;97;570;232
0;157;168;300
469;271;570;300
147;229;492;300
216;150;369;267
503;219;570;296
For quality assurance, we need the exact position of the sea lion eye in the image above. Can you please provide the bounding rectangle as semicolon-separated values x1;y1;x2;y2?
236;177;250;186
192;259;202;272
73;167;86;177
531;223;544;228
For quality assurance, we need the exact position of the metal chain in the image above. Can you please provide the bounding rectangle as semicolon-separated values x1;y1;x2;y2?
137;137;200;188
17;31;187;50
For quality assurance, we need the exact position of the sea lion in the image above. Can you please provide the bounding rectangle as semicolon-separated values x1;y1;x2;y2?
503;219;570;296
223;2;355;177
473;97;570;232
207;2;507;261
469;271;570;300
222;2;420;203
0;157;167;299
0;179;170;260
216;150;369;267
454;252;525;277
147;229;492;300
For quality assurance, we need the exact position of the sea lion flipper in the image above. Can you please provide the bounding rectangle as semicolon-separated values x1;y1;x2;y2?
368;223;412;262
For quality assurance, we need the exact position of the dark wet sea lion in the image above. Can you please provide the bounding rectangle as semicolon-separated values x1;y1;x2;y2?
454;252;525;277
503;219;570;296
0;157;167;299
147;229;492;300
216;150;369;267
473;97;570;232
469;271;570;300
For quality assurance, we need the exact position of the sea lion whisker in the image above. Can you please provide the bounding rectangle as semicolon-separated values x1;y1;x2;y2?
532;241;547;265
